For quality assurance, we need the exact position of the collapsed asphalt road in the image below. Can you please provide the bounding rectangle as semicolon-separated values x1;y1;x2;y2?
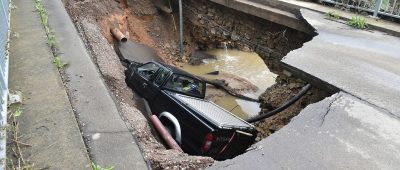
211;92;400;169
210;9;400;169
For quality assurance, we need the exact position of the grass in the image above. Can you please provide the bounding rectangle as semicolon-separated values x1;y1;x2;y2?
47;33;58;50
34;0;66;68
54;56;68;69
347;16;368;29
35;0;51;37
91;162;114;170
325;11;340;20
7;107;34;170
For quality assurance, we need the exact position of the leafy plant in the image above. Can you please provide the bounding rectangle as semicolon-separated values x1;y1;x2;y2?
13;107;22;118
347;16;368;29
53;56;68;69
7;106;34;169
91;162;114;170
325;11;340;20
35;0;48;27
47;33;58;49
35;0;67;69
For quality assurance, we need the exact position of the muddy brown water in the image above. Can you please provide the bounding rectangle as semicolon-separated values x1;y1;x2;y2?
181;49;277;119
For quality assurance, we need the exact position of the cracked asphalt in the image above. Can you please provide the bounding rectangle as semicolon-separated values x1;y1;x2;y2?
211;92;400;169
210;9;400;170
319;93;341;127
283;9;400;116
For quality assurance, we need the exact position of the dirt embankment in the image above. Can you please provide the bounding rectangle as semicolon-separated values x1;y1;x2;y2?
256;79;329;140
63;0;329;168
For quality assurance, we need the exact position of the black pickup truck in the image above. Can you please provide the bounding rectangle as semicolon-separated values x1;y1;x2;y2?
125;60;257;160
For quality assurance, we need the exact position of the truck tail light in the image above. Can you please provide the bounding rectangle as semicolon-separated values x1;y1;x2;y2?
202;133;215;153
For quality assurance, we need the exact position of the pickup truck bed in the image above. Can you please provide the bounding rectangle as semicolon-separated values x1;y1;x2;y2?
171;92;253;129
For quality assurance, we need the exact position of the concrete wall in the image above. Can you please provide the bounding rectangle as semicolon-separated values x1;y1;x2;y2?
209;0;313;34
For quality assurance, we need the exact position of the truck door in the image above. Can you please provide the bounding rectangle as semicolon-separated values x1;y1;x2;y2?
146;66;169;100
133;62;160;100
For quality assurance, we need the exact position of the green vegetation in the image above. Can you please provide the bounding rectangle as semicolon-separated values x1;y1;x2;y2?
13;107;22;118
379;0;390;11
7;107;34;170
347;16;368;29
91;162;114;170
47;33;58;50
54;56;68;69
35;0;53;41
325;11;340;20
35;0;65;68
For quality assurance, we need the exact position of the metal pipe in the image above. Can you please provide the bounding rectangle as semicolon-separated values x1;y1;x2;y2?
373;0;383;18
391;0;398;14
110;28;127;42
246;84;312;123
178;0;184;58
150;115;183;151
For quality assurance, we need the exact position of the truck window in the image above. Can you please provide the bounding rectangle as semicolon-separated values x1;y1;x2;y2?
154;68;170;86
164;74;204;97
138;63;160;80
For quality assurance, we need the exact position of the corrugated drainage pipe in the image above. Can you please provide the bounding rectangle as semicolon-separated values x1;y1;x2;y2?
247;84;312;123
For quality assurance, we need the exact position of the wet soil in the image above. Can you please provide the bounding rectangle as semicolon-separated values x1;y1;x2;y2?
256;78;330;140
62;0;329;168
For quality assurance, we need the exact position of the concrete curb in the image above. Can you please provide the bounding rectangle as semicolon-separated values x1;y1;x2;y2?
42;0;148;169
9;0;90;169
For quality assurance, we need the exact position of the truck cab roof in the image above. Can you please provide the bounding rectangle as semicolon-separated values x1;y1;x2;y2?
142;61;207;99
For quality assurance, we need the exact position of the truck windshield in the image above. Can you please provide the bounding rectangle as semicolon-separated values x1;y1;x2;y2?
164;74;204;98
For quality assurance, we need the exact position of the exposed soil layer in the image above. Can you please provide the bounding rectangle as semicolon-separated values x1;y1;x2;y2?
256;78;330;140
62;0;329;168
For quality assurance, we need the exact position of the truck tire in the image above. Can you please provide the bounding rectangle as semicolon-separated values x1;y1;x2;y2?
164;125;176;139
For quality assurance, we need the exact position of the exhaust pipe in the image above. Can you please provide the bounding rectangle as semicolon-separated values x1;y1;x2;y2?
110;28;127;42
150;115;183;151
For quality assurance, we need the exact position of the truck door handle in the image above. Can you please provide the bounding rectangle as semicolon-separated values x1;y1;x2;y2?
142;82;147;88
